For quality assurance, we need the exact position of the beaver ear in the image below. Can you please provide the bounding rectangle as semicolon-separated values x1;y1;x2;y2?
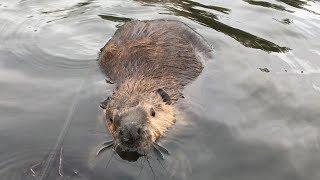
100;97;111;109
157;89;172;105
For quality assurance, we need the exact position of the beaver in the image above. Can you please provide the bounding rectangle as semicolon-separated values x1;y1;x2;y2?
98;19;212;158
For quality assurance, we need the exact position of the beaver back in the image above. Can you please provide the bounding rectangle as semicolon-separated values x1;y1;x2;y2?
98;20;212;86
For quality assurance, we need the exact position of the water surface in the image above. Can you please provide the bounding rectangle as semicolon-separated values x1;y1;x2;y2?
0;0;320;179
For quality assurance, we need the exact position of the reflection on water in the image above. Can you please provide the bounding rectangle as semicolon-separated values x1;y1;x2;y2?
41;0;94;14
277;0;320;15
273;18;293;25
168;0;231;14
277;0;308;9
244;0;319;15
41;0;95;23
136;0;290;52
98;14;132;22
1;0;320;180
243;0;293;12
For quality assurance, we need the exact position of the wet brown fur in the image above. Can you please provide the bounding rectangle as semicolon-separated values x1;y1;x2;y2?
98;19;212;147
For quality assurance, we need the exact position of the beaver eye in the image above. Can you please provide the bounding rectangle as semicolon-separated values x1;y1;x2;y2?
150;108;156;117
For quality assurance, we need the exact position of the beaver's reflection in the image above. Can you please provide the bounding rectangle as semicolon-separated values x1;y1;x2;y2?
97;139;169;162
114;142;169;162
115;147;144;162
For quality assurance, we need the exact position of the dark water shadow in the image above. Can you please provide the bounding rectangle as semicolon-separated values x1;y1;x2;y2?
276;0;320;15
41;0;94;14
137;0;230;14
135;0;290;53
244;0;319;15
277;0;308;9
40;0;95;23
273;18;293;25
171;0;231;14
98;15;133;22
243;0;294;12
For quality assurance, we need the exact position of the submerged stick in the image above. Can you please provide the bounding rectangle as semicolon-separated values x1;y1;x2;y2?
39;61;94;180
58;147;64;177
30;162;41;176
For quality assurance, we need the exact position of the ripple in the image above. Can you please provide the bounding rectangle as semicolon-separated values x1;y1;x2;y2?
1;0;320;179
98;14;133;22
40;0;94;15
135;0;290;53
243;0;293;12
0;148;51;180
275;52;320;74
0;0;104;70
278;0;320;15
3;20;93;69
243;0;320;16
136;0;230;14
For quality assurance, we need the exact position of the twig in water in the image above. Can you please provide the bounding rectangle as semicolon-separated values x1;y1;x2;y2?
58;147;64;177
30;162;41;176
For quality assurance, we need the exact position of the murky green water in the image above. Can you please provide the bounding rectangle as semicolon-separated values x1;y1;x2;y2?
0;0;320;179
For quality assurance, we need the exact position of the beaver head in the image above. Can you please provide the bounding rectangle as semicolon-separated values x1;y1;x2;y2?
101;78;179;156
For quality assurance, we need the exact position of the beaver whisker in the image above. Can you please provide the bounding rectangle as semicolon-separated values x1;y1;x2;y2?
137;158;146;177
154;155;170;176
106;151;115;169
96;140;114;156
151;144;170;176
146;157;156;180
153;143;170;156
152;145;164;160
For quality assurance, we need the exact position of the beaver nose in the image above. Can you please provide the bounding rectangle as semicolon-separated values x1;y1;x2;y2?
119;124;142;145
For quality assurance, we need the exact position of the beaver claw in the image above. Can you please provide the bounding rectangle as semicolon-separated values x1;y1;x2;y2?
100;97;111;109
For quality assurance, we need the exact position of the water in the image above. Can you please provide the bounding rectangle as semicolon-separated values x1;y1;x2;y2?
0;0;320;179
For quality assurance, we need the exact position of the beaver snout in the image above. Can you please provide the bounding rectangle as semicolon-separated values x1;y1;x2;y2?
118;123;144;147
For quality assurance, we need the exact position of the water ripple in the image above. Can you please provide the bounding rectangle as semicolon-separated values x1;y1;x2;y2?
0;0;102;70
135;0;290;52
